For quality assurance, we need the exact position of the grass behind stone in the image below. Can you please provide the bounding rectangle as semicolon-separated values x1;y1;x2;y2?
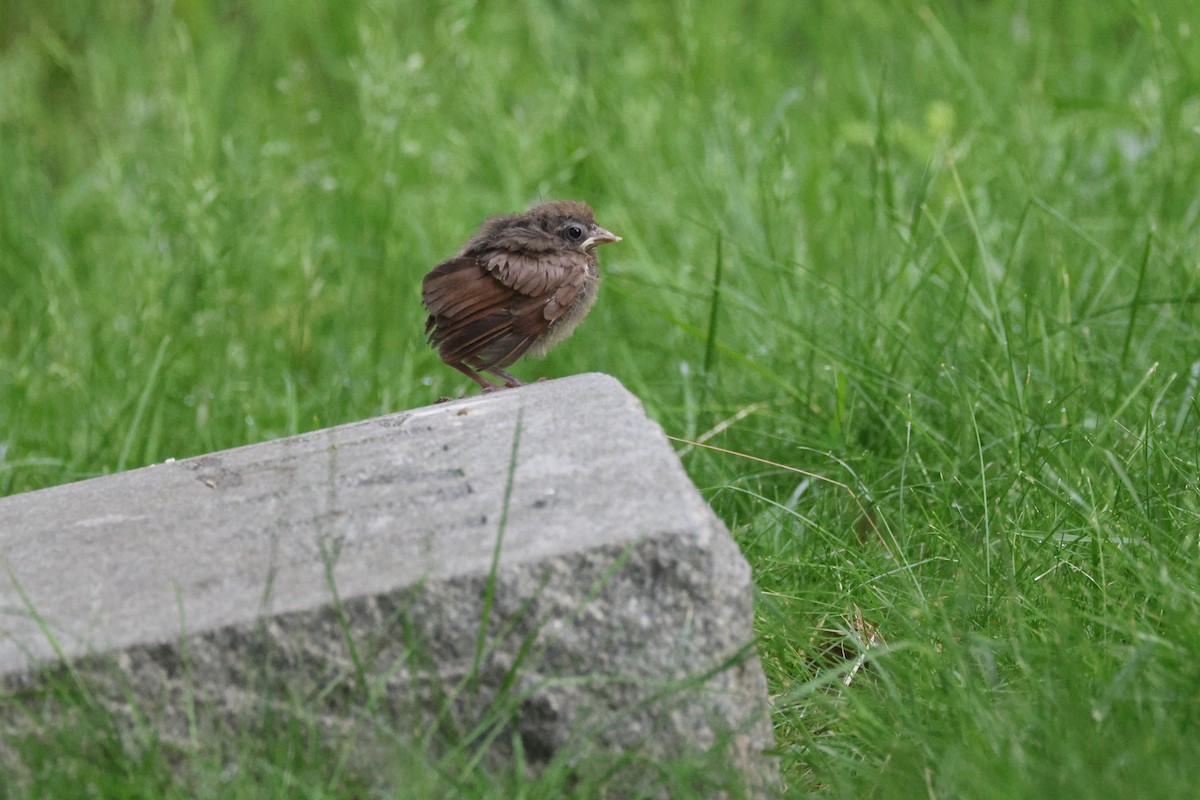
3;0;1200;796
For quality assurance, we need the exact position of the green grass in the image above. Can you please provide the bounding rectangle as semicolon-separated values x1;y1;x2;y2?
3;0;1200;795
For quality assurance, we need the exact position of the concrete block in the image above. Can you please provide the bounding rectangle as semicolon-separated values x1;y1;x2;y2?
0;373;776;790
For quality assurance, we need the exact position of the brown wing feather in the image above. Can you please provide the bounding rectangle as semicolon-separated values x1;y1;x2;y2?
422;250;589;369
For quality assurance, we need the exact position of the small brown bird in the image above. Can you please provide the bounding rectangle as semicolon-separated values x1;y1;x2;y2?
421;200;621;391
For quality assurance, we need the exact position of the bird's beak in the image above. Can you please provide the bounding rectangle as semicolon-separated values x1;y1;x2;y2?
584;225;621;250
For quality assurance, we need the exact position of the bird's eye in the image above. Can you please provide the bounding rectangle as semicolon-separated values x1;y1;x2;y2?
566;225;585;241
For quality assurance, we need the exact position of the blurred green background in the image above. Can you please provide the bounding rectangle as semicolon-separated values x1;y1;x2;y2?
3;0;1200;797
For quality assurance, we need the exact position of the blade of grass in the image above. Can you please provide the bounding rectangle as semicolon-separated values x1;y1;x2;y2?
116;335;171;473
1120;226;1154;367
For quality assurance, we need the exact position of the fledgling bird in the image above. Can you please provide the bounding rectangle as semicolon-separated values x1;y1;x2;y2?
421;200;621;391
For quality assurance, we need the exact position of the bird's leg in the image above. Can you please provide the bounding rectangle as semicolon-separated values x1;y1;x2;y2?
447;360;501;391
487;367;525;388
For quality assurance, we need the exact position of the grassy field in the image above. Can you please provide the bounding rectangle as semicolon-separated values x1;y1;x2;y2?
3;0;1200;796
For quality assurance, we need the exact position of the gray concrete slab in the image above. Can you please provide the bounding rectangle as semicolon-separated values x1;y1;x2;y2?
0;373;776;790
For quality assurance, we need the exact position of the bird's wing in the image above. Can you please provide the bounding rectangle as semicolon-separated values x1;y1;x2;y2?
479;248;589;322
422;249;587;368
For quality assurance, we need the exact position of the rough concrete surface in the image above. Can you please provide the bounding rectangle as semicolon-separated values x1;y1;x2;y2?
0;373;777;791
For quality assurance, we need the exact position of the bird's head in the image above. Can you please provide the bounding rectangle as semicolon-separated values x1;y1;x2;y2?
464;200;621;257
535;200;622;254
